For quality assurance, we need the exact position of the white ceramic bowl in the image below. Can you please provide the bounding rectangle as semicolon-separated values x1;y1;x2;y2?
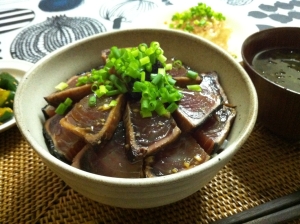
14;29;258;209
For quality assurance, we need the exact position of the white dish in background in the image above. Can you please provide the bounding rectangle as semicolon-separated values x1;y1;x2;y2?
0;59;33;133
130;0;258;61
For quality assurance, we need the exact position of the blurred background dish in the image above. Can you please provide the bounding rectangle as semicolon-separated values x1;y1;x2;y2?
130;0;258;61
0;59;33;133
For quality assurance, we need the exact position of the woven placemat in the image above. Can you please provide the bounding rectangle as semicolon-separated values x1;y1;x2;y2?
1;123;300;224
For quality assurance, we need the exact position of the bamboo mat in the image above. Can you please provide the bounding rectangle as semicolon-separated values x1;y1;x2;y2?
1;122;300;224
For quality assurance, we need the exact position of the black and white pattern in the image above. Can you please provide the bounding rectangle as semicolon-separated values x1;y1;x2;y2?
0;0;298;62
223;0;253;5
248;0;300;30
10;16;106;63
0;8;35;34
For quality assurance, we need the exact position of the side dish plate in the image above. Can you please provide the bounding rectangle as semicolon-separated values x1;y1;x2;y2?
0;60;33;133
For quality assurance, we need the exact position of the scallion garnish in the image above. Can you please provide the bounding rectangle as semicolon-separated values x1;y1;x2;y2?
187;70;199;79
109;100;117;107
55;97;73;115
187;85;202;91
88;95;97;107
169;3;226;32
55;82;68;91
75;41;186;117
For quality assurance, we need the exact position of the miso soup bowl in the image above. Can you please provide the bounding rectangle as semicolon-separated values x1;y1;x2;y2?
14;29;258;209
242;27;300;140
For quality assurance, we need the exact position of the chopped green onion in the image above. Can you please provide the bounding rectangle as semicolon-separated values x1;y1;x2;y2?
151;73;162;85
155;102;167;116
89;95;97;107
150;41;160;49
145;47;155;56
187;70;198;79
109;75;127;93
132;81;146;92
155;48;164;56
165;63;172;71
140;71;146;82
141;110;152;118
187;85;202;91
158;68;166;76
95;85;108;97
166;102;178;113
157;54;167;64
55;97;73;115
74;41;184;117
76;76;88;86
64;97;72;107
55;82;68;91
55;104;66;115
149;100;157;111
109;100;117;107
141;99;149;110
169;3;226;32
111;46;121;58
173;60;182;68
140;56;150;66
106;89;121;96
138;43;148;52
167;76;177;86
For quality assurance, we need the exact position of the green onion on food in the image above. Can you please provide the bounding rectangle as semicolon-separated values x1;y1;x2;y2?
55;97;73;115
187;85;202;91
88;95;97;107
187;70;199;79
109;100;117;107
74;41;197;117
55;82;68;91
169;3;226;32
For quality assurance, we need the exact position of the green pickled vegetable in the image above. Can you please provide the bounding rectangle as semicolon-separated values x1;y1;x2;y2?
0;88;15;109
0;72;19;91
0;107;13;123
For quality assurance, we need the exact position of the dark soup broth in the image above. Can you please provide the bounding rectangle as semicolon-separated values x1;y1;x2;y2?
252;48;300;92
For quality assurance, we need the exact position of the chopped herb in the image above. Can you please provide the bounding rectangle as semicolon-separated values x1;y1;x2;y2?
55;97;73;115
75;41;185;117
55;82;68;91
187;85;202;91
186;70;199;79
169;3;226;32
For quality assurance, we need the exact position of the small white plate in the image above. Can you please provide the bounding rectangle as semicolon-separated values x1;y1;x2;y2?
0;59;33;133
130;0;258;61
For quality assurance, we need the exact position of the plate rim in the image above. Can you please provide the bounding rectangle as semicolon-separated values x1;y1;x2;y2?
0;59;33;133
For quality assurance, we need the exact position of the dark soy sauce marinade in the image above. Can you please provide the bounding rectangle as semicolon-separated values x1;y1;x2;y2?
252;48;300;92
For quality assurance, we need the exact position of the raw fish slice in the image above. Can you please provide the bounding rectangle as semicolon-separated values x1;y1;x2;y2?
42;104;56;119
123;100;181;162
60;93;125;145
172;88;222;133
167;59;202;87
144;134;210;177
200;71;228;103
44;75;92;107
72;122;143;178
192;105;236;155
43;114;86;163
